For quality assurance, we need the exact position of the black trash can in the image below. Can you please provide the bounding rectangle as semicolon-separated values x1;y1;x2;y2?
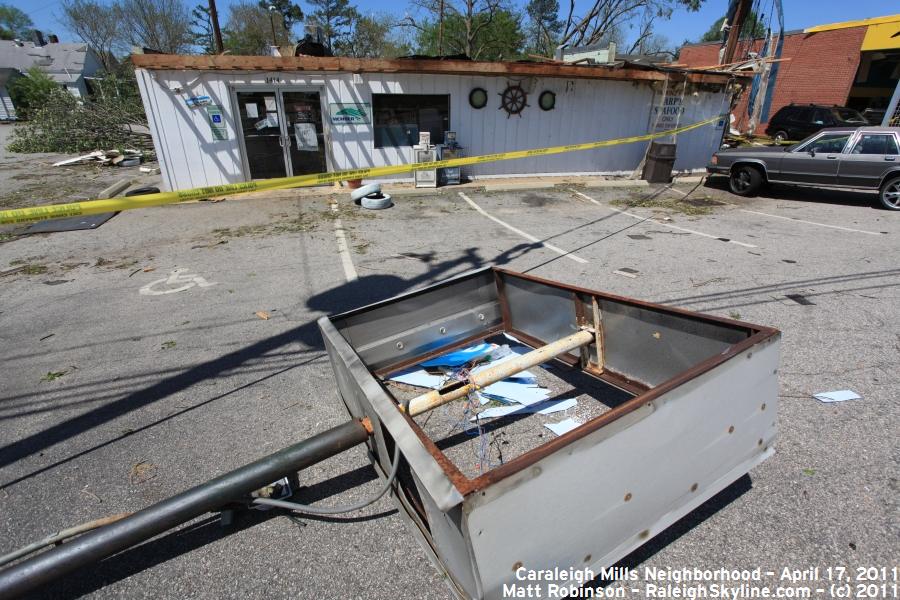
641;141;677;183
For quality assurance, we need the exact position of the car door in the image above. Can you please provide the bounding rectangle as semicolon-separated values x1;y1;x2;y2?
837;132;900;189
792;107;814;138
778;132;852;185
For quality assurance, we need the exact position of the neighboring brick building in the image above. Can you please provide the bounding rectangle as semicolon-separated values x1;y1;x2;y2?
678;14;900;133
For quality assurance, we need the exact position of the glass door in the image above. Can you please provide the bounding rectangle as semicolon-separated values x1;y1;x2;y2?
236;90;287;180
281;91;327;176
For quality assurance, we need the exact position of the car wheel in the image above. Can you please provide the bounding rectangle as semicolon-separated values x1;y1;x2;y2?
773;130;789;144
729;165;763;196
879;176;900;211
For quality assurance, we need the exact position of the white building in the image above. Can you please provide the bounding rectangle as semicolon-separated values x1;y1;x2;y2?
132;54;736;191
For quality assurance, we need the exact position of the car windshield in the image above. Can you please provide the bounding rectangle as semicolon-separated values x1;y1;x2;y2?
831;108;866;124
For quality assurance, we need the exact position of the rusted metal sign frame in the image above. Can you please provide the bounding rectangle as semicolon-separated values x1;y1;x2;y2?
319;266;780;599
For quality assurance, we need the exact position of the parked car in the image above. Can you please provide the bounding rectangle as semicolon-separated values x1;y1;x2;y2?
861;107;886;125
765;104;868;142
707;126;900;210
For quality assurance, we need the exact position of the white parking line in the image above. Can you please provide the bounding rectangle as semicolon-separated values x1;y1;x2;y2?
331;202;358;282
458;192;588;264
665;184;885;236
572;190;757;248
738;209;884;236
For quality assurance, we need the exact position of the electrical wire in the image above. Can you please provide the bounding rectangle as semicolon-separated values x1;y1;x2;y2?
0;513;132;568
251;399;409;515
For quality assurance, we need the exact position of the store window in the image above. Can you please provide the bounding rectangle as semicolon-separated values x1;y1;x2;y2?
373;94;450;148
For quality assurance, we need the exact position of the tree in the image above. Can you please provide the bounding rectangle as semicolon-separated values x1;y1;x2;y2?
0;3;33;40
7;67;58;119
223;0;291;54
559;0;703;49
8;74;153;154
305;0;358;51
60;0;120;71
336;14;410;58
116;0;193;53
414;8;523;61
191;4;216;53
404;0;516;60
699;11;765;43
260;0;303;45
525;0;562;56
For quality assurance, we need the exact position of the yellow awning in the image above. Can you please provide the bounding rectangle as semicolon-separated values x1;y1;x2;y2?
804;13;900;34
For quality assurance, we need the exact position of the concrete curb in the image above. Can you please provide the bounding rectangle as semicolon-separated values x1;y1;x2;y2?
99;178;133;199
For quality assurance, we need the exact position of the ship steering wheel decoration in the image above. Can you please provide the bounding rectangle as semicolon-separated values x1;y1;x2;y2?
499;84;528;117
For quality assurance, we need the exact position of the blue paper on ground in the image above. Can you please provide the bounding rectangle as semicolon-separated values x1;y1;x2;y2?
471;398;577;420
544;418;581;436
420;343;494;367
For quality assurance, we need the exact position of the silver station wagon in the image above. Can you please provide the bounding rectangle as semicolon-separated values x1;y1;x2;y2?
707;126;900;210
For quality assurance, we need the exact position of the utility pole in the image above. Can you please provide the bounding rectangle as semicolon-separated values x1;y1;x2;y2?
438;0;444;56
208;0;224;54
268;5;279;48
723;0;752;64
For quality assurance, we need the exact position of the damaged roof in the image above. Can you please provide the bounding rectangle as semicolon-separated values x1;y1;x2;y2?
0;40;98;84
130;53;741;85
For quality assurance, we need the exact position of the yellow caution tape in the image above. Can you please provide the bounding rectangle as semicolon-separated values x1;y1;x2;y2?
0;115;722;225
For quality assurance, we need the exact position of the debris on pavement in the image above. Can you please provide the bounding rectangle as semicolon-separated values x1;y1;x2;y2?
52;149;144;167
129;461;158;485
255;311;271;320
813;390;862;403
613;267;640;278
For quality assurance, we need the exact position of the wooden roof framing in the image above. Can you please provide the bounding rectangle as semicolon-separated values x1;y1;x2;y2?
130;54;740;85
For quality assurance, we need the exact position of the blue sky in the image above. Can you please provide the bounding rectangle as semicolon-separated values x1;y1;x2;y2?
11;0;899;50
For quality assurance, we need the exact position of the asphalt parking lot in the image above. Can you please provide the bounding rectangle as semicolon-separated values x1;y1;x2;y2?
1;177;897;598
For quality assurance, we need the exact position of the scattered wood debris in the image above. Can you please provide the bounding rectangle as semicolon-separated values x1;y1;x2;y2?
53;149;144;168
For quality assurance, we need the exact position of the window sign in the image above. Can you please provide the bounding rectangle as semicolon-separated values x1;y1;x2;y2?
330;103;371;125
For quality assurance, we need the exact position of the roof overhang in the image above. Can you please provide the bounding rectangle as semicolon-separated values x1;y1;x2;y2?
130;54;742;85
804;13;900;34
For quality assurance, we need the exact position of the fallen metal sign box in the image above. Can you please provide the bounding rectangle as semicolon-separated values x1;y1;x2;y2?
320;267;780;599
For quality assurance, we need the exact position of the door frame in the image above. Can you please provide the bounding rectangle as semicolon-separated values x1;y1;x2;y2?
278;86;333;177
229;84;332;181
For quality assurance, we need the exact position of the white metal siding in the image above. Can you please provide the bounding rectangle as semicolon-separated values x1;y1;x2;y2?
136;68;727;191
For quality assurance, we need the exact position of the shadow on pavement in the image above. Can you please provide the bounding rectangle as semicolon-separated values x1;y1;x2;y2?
703;176;880;209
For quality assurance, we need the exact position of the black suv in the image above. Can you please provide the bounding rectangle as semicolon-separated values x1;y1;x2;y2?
765;104;868;142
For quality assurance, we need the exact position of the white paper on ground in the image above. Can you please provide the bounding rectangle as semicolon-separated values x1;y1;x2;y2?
469;351;536;383
387;368;446;389
480;381;550;405
544;418;581;436
472;398;577;420
813;390;861;403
